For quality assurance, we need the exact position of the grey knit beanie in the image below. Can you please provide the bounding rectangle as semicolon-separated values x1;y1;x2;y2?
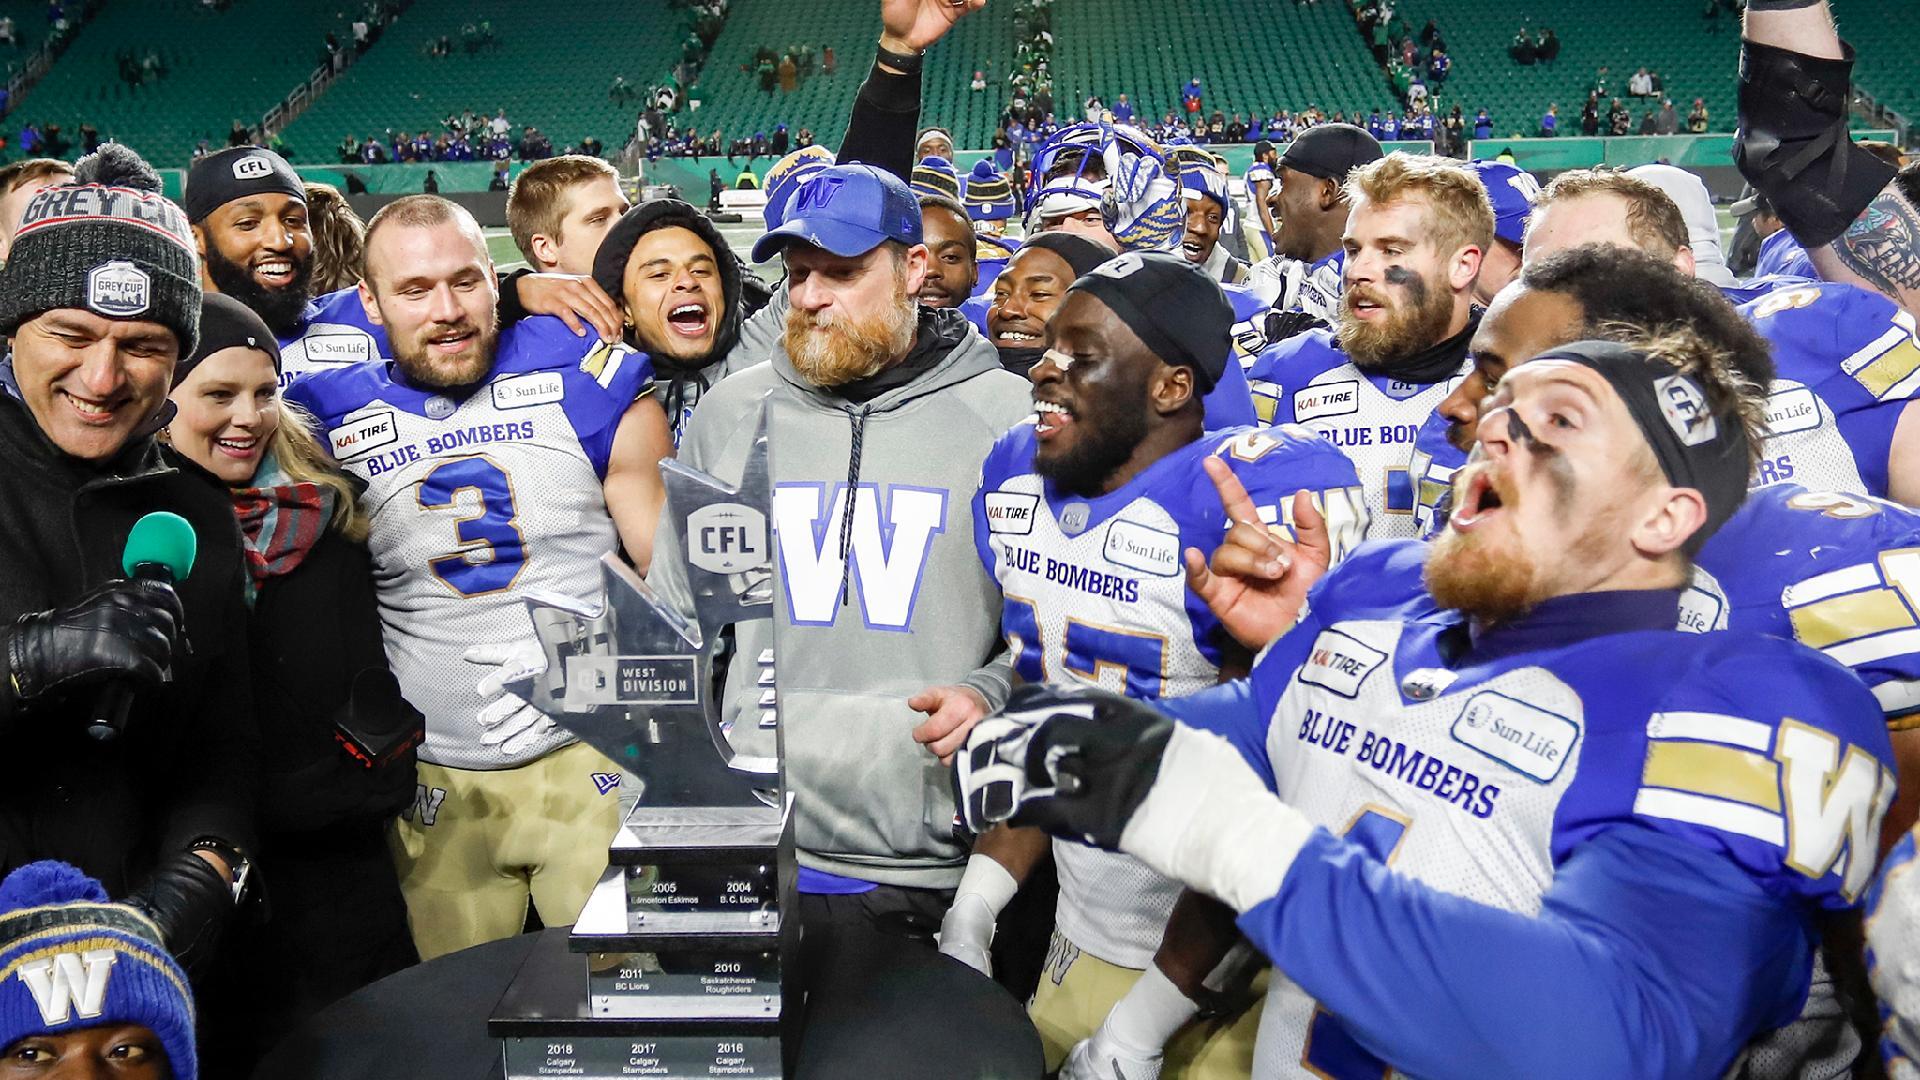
0;143;201;356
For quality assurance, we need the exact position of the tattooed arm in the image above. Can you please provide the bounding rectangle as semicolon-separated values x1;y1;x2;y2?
1813;181;1920;318
1742;1;1920;315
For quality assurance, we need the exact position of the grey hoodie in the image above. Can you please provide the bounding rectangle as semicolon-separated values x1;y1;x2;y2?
657;306;1030;889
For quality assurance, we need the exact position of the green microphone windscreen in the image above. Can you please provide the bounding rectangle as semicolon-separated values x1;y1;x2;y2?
122;511;198;580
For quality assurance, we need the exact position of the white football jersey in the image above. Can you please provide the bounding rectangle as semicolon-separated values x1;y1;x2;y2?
288;319;653;768
977;422;1366;966
1246;329;1462;538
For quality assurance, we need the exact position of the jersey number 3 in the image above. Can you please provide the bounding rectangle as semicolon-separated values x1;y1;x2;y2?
419;456;527;596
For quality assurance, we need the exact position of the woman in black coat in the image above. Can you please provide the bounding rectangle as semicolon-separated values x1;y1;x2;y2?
165;295;422;1070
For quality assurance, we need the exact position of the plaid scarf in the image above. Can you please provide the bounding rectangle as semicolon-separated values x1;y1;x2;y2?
230;451;334;606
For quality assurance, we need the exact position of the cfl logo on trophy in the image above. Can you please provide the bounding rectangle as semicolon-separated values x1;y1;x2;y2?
688;503;768;574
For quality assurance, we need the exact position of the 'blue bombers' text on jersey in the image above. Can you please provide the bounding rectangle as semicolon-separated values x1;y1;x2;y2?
1182;541;1895;1079
1689;484;1920;725
287;317;655;770
975;422;1367;966
1247;328;1460;537
277;286;392;386
1741;281;1920;497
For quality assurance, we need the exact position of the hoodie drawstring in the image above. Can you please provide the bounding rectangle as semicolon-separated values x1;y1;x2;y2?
838;404;870;607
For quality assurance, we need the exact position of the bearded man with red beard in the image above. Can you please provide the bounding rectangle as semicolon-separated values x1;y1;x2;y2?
1245;154;1491;537
956;326;1901;1080
648;162;1032;953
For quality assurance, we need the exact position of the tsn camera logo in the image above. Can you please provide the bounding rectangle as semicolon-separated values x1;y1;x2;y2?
687;503;768;574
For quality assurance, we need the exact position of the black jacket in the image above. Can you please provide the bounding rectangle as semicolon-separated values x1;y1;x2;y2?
248;524;418;839
0;388;256;896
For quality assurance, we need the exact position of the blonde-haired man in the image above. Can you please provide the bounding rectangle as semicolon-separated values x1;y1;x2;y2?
1244;153;1492;536
506;155;628;276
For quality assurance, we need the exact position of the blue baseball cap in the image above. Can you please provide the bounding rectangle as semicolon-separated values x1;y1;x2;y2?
1468;159;1540;247
751;163;923;263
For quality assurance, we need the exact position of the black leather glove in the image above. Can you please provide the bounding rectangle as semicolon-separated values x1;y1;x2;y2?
127;851;234;978
4;579;184;710
953;684;1173;848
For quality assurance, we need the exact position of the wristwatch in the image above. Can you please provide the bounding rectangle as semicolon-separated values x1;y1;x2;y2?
188;838;253;905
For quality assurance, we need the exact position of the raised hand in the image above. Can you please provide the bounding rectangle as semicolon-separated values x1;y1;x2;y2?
1182;457;1333;651
880;0;986;55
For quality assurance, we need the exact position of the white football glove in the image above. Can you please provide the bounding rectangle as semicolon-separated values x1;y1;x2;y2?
937;891;997;977
462;591;609;759
464;640;560;758
1059;1027;1163;1080
936;854;1017;977
1058;963;1197;1080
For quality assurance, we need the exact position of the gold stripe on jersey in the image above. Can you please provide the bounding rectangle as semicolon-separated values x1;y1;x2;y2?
1788;588;1916;650
1642;740;1783;812
1846;331;1920;400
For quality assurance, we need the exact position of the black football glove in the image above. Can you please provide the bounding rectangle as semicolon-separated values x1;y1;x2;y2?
127;851;234;978
4;579;185;711
953;684;1174;848
1263;308;1328;345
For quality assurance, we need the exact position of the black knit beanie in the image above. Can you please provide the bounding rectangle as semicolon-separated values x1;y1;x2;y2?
0;143;201;356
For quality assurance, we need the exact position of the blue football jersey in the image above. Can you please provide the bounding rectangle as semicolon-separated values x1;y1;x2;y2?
1247;329;1461;537
1753;229;1817;281
1222;541;1896;1079
1742;282;1920;497
1408;282;1920;531
1690;484;1920;725
277;286;392;386
287;317;655;768
975;422;1366;966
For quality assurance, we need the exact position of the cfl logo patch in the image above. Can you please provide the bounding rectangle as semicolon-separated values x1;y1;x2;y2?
231;155;275;180
592;772;622;796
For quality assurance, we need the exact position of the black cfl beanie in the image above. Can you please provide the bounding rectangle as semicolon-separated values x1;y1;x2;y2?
172;293;280;388
1067;251;1232;390
183;146;306;223
0;143;201;356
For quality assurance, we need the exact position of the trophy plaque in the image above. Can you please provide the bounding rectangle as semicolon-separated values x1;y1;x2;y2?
489;420;801;1078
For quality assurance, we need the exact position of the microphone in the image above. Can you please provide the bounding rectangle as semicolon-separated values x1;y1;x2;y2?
88;512;198;742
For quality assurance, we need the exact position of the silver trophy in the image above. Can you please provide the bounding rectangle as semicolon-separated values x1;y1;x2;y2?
491;417;799;1078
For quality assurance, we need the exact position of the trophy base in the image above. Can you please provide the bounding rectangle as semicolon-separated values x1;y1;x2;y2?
490;925;797;1078
571;868;800;1019
608;796;797;917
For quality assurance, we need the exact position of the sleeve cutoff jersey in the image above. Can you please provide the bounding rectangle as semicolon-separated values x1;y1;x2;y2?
1741;281;1920;498
974;421;1366;967
1211;541;1896;1079
277;286;394;386
1247;328;1462;538
286;317;655;769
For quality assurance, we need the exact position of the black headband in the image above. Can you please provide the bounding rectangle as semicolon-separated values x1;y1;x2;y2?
184;146;305;223
1548;339;1752;544
1065;251;1232;392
